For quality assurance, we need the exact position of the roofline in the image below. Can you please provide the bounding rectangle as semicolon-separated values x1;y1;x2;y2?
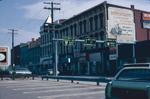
61;1;107;24
61;1;150;25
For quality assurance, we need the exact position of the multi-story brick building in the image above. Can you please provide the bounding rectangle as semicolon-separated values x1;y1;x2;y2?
39;1;150;75
58;2;107;75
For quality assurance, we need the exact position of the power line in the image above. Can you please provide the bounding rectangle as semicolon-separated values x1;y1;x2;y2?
43;1;61;24
8;29;18;49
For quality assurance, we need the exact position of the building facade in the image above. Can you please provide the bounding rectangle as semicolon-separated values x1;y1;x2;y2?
28;38;41;74
11;45;21;68
37;2;150;76
56;2;150;75
20;43;29;68
57;2;108;75
117;8;150;69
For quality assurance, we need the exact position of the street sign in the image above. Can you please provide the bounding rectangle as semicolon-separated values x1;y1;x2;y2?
0;47;9;66
109;54;117;60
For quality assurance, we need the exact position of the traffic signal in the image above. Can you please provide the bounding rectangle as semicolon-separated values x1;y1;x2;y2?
107;38;116;47
84;38;96;46
64;37;74;46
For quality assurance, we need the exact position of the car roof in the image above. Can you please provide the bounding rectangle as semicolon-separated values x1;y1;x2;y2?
123;66;150;70
124;63;150;67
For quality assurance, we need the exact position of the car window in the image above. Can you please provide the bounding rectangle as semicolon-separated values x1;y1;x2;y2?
117;69;150;81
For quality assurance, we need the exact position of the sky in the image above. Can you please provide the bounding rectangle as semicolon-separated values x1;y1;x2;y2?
0;0;150;48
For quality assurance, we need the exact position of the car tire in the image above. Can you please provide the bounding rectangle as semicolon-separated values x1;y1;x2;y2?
105;83;111;99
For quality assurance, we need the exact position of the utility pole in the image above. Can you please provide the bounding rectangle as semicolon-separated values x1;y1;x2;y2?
8;29;18;80
44;1;60;76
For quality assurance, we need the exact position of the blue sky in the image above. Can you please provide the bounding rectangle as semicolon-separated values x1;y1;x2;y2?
0;0;150;48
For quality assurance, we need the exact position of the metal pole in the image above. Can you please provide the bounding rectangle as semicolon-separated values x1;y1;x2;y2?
55;41;58;76
9;29;17;80
133;43;136;63
43;1;60;76
147;29;149;40
12;30;15;80
51;2;54;24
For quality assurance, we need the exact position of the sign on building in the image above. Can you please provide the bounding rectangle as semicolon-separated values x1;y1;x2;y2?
108;7;135;43
0;47;9;66
142;13;150;29
109;54;117;60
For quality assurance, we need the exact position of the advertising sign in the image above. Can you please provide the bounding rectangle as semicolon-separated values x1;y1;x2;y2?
142;13;150;29
108;7;135;43
143;13;150;21
0;47;9;66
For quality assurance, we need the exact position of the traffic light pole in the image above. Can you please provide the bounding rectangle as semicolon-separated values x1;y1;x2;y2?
53;38;105;76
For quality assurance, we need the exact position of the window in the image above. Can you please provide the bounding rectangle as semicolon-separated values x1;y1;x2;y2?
117;69;150;81
79;22;83;34
94;15;98;30
70;25;73;37
99;14;104;28
83;20;87;33
74;24;77;36
89;17;93;32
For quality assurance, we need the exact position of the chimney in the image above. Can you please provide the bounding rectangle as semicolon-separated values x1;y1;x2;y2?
131;5;135;10
32;38;35;41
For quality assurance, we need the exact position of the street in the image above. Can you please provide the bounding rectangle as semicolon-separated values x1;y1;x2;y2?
0;79;106;99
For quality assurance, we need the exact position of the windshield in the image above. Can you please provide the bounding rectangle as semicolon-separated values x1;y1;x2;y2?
117;69;150;81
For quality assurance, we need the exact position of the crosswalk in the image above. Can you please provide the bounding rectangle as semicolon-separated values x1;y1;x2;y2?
0;79;105;99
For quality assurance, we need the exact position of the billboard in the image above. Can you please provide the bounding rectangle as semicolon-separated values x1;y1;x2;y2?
0;47;9;66
142;13;150;29
108;7;135;43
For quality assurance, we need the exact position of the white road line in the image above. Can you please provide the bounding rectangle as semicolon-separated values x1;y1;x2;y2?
38;91;104;99
13;84;72;90
0;82;46;86
14;84;88;91
23;86;104;94
7;83;64;88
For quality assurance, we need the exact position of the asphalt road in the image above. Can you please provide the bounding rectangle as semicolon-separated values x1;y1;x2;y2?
0;78;106;99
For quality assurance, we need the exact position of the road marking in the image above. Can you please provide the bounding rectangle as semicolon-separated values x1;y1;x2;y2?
13;83;73;91
23;86;104;94
14;84;88;91
7;82;64;88
38;91;104;99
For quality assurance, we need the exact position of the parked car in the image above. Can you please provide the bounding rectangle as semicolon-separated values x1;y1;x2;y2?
9;68;32;77
105;63;150;99
47;69;60;75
